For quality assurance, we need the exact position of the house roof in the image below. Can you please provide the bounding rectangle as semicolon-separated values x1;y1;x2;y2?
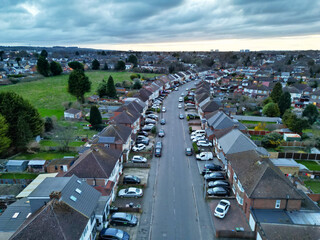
95;124;132;144
10;199;88;240
62;146;121;179
64;108;81;114
28;175;101;218
113;109;141;125
6;160;27;166
260;223;320;240
28;160;46;166
218;129;256;155
195;92;210;104
201;100;221;113
226;150;303;199
134;88;152;102
206;111;247;131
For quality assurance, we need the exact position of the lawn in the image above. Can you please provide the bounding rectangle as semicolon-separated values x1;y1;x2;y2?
40;140;84;147
296;160;320;171
0;71;160;118
0;173;39;179
12;151;77;160
304;180;320;193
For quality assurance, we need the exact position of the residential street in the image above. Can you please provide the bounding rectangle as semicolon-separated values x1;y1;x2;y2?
137;82;215;240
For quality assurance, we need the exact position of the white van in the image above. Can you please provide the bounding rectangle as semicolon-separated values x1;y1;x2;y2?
179;97;183;102
193;130;206;135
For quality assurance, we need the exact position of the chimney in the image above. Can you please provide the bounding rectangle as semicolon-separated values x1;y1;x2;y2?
49;191;62;200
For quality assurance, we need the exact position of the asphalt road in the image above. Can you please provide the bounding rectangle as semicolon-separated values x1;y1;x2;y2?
137;81;216;240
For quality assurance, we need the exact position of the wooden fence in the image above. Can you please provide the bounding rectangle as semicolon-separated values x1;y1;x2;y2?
278;152;320;160
0;178;33;185
123;162;150;168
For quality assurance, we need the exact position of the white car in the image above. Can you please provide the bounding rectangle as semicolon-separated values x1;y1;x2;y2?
192;136;206;142
132;144;146;152
131;155;147;163
197;140;212;147
162;107;166;112
186;88;189;91
214;199;230;218
181;93;185;96
190;133;205;140
178;104;182;109
118;187;143;198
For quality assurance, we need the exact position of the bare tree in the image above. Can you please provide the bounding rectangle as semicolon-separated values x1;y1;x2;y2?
53;123;75;152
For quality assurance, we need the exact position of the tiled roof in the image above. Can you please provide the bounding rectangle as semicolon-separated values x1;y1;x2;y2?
113;109;140;124
201;100;221;112
95;124;132;144
206;111;247;131
64;108;81;114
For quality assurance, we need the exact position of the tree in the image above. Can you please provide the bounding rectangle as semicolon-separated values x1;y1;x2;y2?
53;123;75;152
106;75;117;98
128;54;138;67
44;117;54;132
132;80;142;89
263;97;273;106
278;91;292;116
0;114;11;156
262;132;283;148
270;82;283;104
282;110;309;134
0;92;43;150
115;60;125;71
97;80;108;98
303;104;319;125
68;70;91;103
50;61;63;76
103;62;109;70
75;51;80;56
92;59;100;70
0;50;4;61
40;49;48;58
15;57;21;66
130;73;140;80
89;105;102;127
68;61;84;71
37;56;50;77
262;102;280;117
254;122;266;131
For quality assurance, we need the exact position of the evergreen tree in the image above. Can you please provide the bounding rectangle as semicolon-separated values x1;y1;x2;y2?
270;82;283;104
128;54;138;67
44;117;54;132
303;104;319;125
40;49;48;58
92;59;100;70
262;102;280;117
132;80;142;89
97;80;108;98
37;56;50;77
106;75;117;98
68;70;91;103
0;114;11;156
50;61;63;76
278;91;292;116
103;62;109;70
68;61;84;71
89;106;102;126
115;60;125;71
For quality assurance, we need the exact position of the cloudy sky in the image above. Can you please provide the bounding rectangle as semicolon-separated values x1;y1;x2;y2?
1;0;320;51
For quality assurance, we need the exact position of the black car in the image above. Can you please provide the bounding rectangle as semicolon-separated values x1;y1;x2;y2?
155;141;162;149
207;187;230;197
160;119;166;125
201;164;223;175
99;228;130;240
110;212;138;227
155;148;162;157
136;138;149;145
123;175;141;184
208;180;230;189
137;131;148;137
204;172;226;181
185;148;193;156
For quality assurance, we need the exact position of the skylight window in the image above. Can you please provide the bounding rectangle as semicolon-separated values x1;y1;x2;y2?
76;180;82;184
12;212;20;218
70;195;77;202
26;213;31;218
75;188;82;194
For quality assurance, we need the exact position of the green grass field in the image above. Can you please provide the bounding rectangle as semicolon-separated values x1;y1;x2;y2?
0;173;39;179
12;151;77;160
304;180;320;193
296;160;320;171
240;120;275;124
40;140;84;147
0;71;160;118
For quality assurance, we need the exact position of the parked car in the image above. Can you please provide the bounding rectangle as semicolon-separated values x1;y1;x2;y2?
202;164;223;175
137;131;148;136
118;187;143;198
132;144;146;152
197;140;212;147
110;212;138;227
178;104;182;109
187;113;198;119
123;175;141;184
136;137;149;145
155;147;162;157
181;92;185;96
131;155;147;163
99;228;130;240
160;119;166;125
214;200;231;218
162;107;166;112
185;147;193;156
196;152;213;161
158;129;165;137
142;124;155;131
147;114;158;120
207;187;229;197
155;141;162;149
191;135;206;142
179;97;183;102
175;87;178;91
179;114;184;119
192;130;206;135
208;180;230;189
204;172;225;181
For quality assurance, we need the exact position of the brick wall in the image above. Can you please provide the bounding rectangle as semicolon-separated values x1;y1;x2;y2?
252;199;301;210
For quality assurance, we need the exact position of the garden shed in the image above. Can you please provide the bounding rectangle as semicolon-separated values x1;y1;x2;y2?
6;160;28;172
283;133;301;142
28;160;46;173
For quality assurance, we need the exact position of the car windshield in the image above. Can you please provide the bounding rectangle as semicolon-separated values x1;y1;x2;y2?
115;229;124;238
220;202;228;206
216;207;224;213
125;214;132;221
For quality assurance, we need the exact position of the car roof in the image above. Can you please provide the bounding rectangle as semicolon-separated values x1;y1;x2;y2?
128;187;137;191
102;228;121;235
112;212;128;218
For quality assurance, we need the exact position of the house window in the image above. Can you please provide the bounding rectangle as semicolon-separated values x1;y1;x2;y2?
54;165;58;170
104;144;110;148
227;169;230;178
275;200;281;209
232;184;236;194
238;180;244;192
236;193;243;205
233;172;237;183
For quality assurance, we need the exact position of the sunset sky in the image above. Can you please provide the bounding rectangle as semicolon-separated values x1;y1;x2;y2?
1;0;320;51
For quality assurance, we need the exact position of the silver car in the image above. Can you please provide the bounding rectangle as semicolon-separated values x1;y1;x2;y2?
118;187;143;198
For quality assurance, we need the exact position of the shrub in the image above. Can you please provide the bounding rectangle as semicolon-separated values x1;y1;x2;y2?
189;127;192;134
192;142;199;154
186;116;190;121
156;108;160;113
151;126;157;134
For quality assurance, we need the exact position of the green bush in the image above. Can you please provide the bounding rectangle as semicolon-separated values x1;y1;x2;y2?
192;142;199;153
156;108;160;113
186;116;190;121
189;127;192;134
151;126;157;134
